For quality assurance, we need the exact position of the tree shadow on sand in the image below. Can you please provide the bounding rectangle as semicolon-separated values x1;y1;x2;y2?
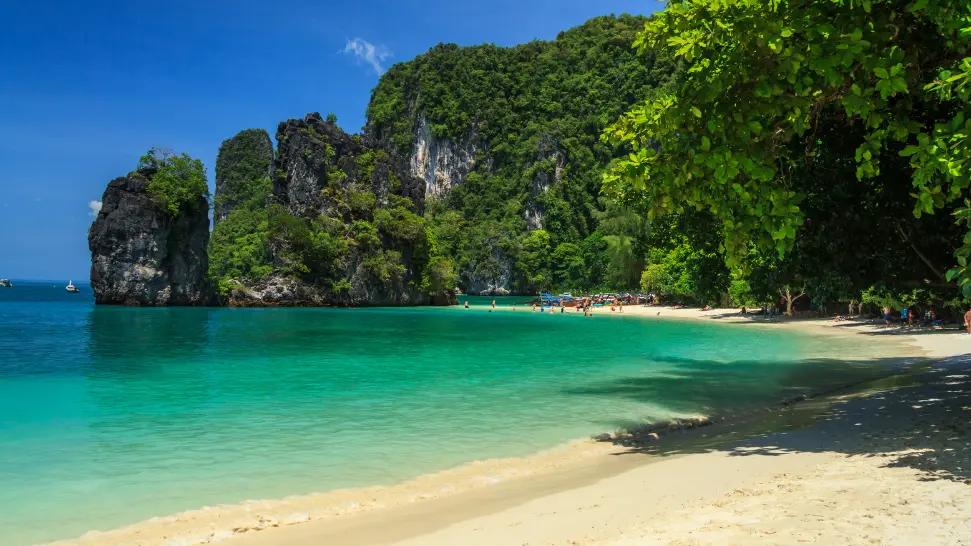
571;354;971;485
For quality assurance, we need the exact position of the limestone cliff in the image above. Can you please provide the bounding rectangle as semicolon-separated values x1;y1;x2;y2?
409;115;479;200
88;173;214;306
214;129;274;223
221;112;454;307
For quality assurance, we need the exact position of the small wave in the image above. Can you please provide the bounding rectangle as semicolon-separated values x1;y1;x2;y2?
45;440;620;546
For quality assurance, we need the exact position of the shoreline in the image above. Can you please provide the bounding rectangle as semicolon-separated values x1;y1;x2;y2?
46;309;968;546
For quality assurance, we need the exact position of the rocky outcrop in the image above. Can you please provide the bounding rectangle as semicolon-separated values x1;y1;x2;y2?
214;129;274;223
463;276;512;296
88;174;214;306
409;115;479;200
524;135;565;231
225;275;328;307
233;112;445;307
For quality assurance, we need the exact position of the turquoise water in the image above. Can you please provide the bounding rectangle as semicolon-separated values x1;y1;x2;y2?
1;283;904;545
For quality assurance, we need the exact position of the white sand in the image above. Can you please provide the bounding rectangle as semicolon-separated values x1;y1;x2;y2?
49;309;971;546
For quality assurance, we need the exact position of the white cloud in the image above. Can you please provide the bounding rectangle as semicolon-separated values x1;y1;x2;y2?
342;38;391;75
88;200;102;217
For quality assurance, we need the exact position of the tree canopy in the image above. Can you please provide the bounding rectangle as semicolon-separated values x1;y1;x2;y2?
605;0;971;306
138;147;209;217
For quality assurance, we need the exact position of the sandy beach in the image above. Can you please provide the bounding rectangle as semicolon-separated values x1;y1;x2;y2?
50;308;971;546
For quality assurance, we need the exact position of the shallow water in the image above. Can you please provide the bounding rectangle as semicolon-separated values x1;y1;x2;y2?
0;283;911;544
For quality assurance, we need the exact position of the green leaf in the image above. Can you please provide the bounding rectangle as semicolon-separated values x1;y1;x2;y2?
899;145;920;157
874;67;889;79
701;136;711;151
946;268;959;282
691;106;702;118
781;28;793;38
753;166;774;181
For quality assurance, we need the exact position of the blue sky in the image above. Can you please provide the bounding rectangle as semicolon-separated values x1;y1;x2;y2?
0;0;653;280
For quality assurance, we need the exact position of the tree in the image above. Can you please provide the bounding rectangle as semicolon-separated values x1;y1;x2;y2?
138;147;209;217
604;0;971;293
518;229;553;292
325;113;339;125
551;242;586;289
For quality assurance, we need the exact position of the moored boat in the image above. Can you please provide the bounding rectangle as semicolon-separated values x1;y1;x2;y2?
0;278;11;287
66;280;80;293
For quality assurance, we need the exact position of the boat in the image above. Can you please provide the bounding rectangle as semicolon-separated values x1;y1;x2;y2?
65;280;79;293
0;278;10;287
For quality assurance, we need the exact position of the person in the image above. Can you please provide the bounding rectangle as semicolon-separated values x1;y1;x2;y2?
908;307;915;327
532;302;537;312
900;307;909;327
965;308;971;335
464;300;469;309
491;299;496;310
741;306;747;315
883;306;892;328
560;305;565;314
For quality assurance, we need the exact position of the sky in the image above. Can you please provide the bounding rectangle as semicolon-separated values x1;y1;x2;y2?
0;0;656;281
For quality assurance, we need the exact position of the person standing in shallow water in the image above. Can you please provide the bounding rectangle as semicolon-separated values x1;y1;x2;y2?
464;300;469;309
492;299;496;310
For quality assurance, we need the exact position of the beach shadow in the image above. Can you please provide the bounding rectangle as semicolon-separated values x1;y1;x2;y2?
577;354;971;486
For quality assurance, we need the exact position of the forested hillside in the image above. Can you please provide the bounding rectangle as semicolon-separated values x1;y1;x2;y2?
366;14;678;294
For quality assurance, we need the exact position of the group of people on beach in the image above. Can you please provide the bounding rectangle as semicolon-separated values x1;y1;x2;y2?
463;294;635;317
880;305;943;329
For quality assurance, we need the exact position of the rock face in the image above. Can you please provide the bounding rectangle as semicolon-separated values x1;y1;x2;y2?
214;129;274;223
223;112;445;307
409;115;479;200
525;135;565;231
88;174;213;306
225;275;328;307
463;266;512;296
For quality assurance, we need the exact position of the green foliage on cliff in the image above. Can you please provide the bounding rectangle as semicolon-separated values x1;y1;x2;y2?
209;209;273;283
138;148;209;217
368;14;679;293
209;130;276;287
213;129;274;217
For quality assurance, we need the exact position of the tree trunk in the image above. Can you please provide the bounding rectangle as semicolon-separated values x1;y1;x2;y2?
782;286;806;316
896;225;946;282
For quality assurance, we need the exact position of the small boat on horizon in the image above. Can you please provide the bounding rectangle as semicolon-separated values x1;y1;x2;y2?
0;278;10;288
66;280;80;293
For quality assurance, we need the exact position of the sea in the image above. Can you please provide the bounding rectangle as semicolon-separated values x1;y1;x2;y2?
0;281;912;545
